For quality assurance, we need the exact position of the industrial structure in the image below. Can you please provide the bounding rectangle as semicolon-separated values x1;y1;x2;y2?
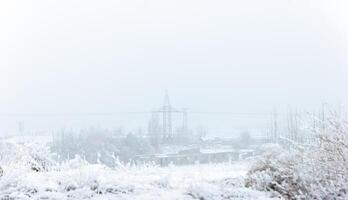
135;148;241;166
148;92;191;144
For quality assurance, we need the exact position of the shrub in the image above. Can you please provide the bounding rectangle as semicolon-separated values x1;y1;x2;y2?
246;113;348;199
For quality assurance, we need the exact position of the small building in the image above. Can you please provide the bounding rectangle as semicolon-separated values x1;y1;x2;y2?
135;148;239;166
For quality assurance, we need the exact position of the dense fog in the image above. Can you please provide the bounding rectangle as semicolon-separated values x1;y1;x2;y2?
0;0;348;199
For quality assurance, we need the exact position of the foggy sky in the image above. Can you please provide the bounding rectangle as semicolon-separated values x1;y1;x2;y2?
0;0;347;134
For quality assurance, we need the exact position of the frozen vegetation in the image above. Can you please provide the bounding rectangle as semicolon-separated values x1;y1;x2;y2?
246;112;348;199
1;112;347;199
0;139;273;200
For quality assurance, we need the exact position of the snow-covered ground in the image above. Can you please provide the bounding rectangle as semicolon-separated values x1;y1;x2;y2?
0;136;275;199
0;161;275;200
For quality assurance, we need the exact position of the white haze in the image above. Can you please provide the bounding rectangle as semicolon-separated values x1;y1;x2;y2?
0;0;347;135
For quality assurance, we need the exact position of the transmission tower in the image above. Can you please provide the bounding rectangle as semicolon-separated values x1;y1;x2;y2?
152;91;188;140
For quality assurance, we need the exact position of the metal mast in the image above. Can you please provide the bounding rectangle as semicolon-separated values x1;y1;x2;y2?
151;91;188;140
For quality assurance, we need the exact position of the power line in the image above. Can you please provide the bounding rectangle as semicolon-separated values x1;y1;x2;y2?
0;112;153;117
190;112;274;116
0;111;286;117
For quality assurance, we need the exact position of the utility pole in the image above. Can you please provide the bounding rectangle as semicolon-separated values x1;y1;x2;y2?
183;108;188;134
273;109;278;144
162;91;172;138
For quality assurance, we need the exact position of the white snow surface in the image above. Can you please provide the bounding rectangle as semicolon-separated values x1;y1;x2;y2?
0;162;276;200
0;137;274;200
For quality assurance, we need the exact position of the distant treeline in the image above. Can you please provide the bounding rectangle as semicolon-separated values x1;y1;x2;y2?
50;128;155;166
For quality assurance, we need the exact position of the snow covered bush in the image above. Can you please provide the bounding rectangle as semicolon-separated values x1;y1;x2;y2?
245;144;307;199
0;139;57;175
246;112;348;199
304;112;348;199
